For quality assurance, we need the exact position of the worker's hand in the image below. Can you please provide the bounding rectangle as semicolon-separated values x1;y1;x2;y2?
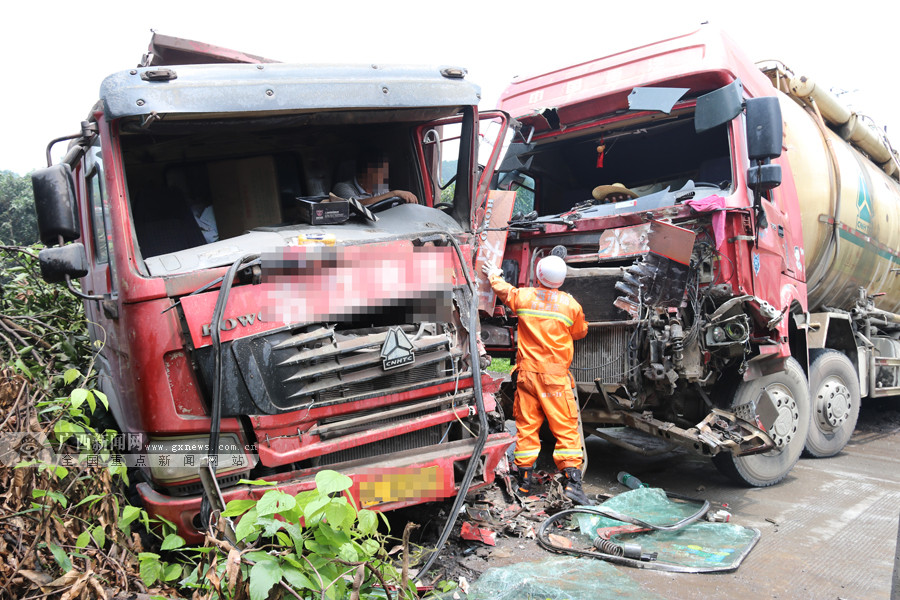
482;263;503;279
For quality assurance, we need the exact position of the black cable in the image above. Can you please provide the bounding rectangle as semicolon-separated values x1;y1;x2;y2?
200;253;259;527
414;233;488;582
535;495;719;573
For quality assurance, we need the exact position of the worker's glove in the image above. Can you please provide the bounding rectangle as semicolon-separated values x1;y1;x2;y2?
482;263;503;279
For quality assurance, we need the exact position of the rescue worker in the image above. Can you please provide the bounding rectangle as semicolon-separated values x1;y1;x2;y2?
482;256;592;505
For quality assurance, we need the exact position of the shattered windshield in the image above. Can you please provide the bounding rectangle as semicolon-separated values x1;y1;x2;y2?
121;112;465;276
498;112;733;222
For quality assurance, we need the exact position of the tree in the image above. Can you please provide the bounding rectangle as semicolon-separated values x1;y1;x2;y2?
0;170;38;245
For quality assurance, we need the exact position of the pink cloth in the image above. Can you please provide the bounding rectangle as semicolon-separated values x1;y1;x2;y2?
685;195;726;249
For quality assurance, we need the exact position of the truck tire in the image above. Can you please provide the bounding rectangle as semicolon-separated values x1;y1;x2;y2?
713;357;810;487
803;349;860;458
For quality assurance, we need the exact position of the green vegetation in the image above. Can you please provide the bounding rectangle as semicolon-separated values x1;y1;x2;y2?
488;357;513;374
0;171;38;245
184;471;417;600
0;246;435;599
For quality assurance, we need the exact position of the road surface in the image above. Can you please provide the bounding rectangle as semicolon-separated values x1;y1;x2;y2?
577;397;900;599
436;397;900;599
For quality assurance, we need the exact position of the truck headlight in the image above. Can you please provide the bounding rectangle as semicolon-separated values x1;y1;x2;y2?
145;433;255;485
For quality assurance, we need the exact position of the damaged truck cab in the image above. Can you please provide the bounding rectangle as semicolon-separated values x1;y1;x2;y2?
32;35;514;539
485;27;900;486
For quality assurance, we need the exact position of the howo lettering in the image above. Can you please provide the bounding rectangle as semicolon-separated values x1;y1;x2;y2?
32;34;514;540
482;26;900;487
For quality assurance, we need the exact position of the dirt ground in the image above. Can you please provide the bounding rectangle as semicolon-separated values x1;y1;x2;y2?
399;398;900;599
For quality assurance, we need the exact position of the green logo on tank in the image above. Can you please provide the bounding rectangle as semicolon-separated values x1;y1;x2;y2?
856;173;872;235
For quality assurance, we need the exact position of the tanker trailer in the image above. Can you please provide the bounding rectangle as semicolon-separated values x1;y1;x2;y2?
765;64;900;456
482;27;900;488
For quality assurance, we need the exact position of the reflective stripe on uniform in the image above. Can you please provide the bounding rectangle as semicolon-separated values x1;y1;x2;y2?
552;449;583;458
514;449;540;459
515;308;574;326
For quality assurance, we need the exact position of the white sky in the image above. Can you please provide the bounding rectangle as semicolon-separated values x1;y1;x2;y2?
2;0;899;176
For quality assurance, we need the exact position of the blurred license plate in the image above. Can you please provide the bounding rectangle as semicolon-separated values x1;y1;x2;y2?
358;466;443;506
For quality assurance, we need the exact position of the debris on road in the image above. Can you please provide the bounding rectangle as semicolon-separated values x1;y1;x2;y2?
460;522;497;546
537;487;760;572
429;556;666;600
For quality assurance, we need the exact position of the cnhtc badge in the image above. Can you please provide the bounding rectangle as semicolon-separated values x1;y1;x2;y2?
381;327;415;370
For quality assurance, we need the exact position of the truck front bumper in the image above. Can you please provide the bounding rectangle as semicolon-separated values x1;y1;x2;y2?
137;433;514;542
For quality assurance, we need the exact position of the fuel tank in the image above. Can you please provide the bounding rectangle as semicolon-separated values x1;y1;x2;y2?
778;90;900;313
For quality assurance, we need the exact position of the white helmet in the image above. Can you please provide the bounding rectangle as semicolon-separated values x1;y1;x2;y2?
536;255;567;288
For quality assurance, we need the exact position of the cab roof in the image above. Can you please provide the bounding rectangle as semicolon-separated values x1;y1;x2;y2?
99;33;478;120
497;26;773;135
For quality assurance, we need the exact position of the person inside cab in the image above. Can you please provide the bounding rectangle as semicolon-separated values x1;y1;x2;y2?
331;148;418;206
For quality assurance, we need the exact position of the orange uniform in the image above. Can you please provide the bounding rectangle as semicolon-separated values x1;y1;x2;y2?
488;273;588;470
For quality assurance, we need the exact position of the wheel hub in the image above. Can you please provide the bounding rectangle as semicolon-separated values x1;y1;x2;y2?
815;378;852;430
764;387;799;448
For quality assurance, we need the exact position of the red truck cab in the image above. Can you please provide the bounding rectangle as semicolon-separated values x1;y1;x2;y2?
32;35;514;539
483;26;813;487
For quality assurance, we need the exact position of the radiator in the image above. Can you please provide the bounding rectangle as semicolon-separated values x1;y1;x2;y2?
571;322;632;386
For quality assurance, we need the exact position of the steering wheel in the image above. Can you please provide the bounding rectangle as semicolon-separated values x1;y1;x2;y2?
434;201;454;212
367;196;405;213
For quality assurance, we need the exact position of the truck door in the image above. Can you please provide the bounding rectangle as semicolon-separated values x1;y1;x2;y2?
417;110;514;311
80;139;125;427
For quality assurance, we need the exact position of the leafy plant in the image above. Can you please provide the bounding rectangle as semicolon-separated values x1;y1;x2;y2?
0;245;436;600
0;245;177;599
0;171;38;246
182;469;415;600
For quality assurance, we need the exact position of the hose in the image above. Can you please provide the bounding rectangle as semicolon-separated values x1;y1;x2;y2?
573;381;588;476
200;253;259;527
803;99;842;293
414;233;489;581
536;494;724;573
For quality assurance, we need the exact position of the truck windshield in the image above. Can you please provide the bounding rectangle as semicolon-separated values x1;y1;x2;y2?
122;113;462;275
498;111;732;219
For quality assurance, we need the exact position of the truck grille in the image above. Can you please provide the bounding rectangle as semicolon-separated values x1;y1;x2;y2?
314;424;444;466
276;325;452;404
196;324;460;416
571;322;632;385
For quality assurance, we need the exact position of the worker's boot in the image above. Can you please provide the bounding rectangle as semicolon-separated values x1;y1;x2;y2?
515;466;534;496
562;467;594;506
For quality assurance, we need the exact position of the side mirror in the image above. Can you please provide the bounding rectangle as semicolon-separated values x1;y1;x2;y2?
32;164;80;245
695;80;744;133
745;97;784;190
38;243;88;284
497;141;534;173
747;163;782;191
745;97;783;160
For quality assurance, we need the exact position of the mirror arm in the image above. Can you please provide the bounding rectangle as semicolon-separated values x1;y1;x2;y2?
65;275;104;301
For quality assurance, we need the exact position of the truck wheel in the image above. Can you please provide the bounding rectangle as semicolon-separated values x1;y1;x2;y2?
712;357;810;487
803;349;860;458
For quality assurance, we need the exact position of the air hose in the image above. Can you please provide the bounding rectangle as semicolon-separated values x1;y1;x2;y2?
200;253;259;527
414;233;489;581
536;494;722;573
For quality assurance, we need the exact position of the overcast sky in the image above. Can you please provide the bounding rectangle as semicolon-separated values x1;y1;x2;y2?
2;0;898;175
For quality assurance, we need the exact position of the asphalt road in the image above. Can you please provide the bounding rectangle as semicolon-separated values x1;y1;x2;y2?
571;397;900;600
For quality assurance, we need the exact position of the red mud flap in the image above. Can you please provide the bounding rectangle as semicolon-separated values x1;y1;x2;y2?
138;433;514;542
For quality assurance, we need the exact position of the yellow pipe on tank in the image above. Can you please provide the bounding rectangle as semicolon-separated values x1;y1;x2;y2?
840;114;893;166
789;74;897;179
789;75;851;126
